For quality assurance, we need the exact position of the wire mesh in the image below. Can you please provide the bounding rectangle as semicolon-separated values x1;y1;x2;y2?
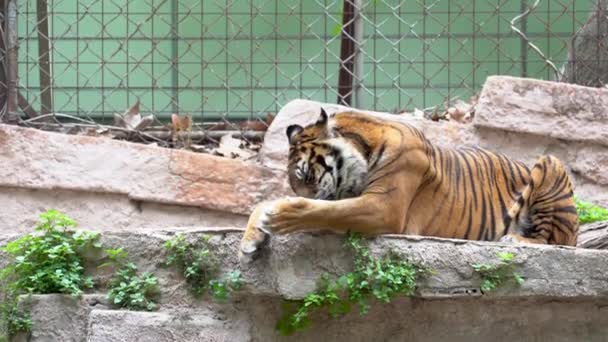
2;0;606;127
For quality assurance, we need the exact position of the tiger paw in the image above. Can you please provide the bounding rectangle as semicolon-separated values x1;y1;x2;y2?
499;234;517;244
238;230;269;265
238;201;277;265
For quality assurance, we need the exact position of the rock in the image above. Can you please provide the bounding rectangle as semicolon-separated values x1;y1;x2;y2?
0;124;284;216
577;221;608;249
19;294;91;342
475;76;608;147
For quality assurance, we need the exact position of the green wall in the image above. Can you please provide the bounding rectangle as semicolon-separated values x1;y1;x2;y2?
17;0;593;120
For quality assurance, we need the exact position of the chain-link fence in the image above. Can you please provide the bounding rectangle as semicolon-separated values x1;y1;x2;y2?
0;0;606;129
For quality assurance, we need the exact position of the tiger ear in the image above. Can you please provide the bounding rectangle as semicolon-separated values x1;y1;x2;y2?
286;124;303;144
316;107;329;126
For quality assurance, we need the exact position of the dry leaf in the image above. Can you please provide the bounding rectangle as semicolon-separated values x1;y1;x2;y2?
113;99;154;130
248;144;262;152
171;113;193;132
189;144;213;153
170;113;194;149
213;134;253;160
446;99;475;123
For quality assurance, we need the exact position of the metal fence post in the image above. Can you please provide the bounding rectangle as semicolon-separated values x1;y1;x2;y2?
353;0;364;109
37;0;52;114
336;0;356;106
4;0;18;123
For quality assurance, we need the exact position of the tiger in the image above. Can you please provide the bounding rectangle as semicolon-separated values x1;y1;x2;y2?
239;107;579;262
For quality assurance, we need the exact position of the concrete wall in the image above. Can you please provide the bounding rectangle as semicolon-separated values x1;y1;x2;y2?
10;230;608;342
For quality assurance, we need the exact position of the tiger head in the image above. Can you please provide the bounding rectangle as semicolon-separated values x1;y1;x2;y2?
285;108;368;200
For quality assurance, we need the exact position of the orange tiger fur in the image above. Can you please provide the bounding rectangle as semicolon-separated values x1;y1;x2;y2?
239;108;578;260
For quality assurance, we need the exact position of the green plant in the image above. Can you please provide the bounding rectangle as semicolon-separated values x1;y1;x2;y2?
0;210;100;296
104;248;160;311
472;252;524;293
276;233;428;336
164;234;242;301
575;195;608;224
0;209;100;338
0;299;32;338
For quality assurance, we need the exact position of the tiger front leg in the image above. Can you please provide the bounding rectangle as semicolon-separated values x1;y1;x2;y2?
239;197;310;264
238;194;406;264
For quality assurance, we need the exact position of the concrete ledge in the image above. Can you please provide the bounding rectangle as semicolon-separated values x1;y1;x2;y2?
475;76;608;147
89;229;608;302
0;124;287;216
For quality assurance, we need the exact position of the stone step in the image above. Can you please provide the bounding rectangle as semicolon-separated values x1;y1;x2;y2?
86;309;249;342
19;294;608;342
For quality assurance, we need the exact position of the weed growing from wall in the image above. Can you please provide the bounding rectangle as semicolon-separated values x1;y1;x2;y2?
0;210;101;339
103;248;160;311
275;233;430;336
164;233;242;301
471;251;524;293
0;209;162;339
0;295;31;340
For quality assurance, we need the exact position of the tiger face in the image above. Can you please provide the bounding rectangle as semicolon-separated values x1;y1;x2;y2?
285;109;368;201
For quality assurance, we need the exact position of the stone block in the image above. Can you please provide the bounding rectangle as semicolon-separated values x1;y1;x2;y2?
475;75;608;147
86;309;250;342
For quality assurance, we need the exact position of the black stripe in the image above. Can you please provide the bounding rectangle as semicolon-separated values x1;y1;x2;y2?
478;193;488;241
461;151;479;211
456;151;469;226
370;141;387;170
514;163;528;186
464;203;474;240
531;171;568;205
339;131;373;161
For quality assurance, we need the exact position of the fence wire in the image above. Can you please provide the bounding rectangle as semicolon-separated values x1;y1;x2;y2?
0;0;606;132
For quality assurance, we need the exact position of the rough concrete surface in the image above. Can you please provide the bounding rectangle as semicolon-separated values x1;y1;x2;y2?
246;296;608;342
475;75;608;147
14;295;92;342
0;186;247;235
87;309;250;342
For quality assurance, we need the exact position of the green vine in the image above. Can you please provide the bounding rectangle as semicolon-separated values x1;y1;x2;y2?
276;233;429;336
471;252;524;293
164;233;242;301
